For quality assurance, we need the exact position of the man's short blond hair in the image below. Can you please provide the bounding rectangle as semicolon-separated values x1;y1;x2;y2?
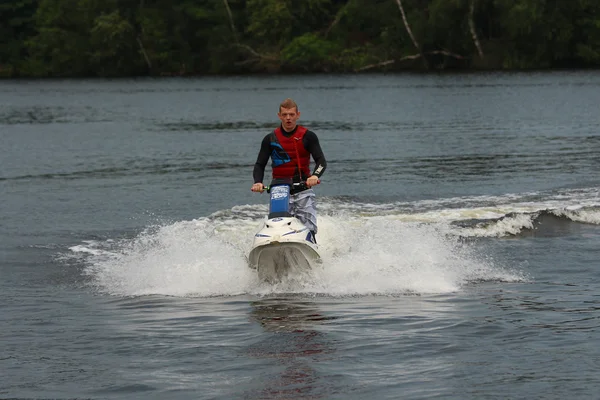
279;98;298;112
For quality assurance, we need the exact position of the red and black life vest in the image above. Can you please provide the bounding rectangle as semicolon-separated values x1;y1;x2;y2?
270;125;311;180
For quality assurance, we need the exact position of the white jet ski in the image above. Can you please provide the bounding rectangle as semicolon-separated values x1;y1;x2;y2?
248;179;320;282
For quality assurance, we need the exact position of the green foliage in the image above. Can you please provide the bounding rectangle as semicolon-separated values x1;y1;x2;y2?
26;0;91;76
89;10;139;76
330;0;399;45
245;0;333;53
336;45;382;71
0;0;39;76
136;7;173;73
571;1;600;65
281;33;340;71
489;0;600;68
426;0;470;51
0;0;599;77
246;0;294;46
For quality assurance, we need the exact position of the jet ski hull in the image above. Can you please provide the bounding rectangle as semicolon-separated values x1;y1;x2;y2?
249;241;320;282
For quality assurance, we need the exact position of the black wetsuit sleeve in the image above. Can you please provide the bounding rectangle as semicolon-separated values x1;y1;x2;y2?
304;130;327;178
253;134;271;183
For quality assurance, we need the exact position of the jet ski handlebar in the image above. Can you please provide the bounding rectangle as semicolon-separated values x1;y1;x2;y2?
263;180;320;193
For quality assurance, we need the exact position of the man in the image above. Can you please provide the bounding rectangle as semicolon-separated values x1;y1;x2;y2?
251;98;327;240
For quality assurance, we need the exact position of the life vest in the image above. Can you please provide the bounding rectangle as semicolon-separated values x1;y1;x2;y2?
270;125;311;180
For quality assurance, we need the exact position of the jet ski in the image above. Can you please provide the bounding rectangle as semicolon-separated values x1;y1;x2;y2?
248;179;320;282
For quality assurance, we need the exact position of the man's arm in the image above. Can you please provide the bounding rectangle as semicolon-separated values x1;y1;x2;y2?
304;130;327;178
253;135;271;184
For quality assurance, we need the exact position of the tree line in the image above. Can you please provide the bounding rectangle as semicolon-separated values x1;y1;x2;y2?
1;0;599;77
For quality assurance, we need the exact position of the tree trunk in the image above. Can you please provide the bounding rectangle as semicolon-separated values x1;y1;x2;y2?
469;0;484;57
137;0;152;73
394;0;428;69
222;0;238;43
137;36;152;71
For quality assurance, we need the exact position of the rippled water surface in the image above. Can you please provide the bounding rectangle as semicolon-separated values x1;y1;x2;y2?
2;72;600;399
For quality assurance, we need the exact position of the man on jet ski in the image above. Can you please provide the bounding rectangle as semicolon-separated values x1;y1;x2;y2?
251;98;327;240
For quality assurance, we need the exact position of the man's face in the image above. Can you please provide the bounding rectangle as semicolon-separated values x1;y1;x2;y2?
278;107;300;132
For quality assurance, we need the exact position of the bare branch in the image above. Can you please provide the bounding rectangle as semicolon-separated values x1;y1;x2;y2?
398;54;422;61
136;36;152;70
354;59;395;72
136;0;151;72
235;44;279;61
355;53;428;72
428;50;464;59
234;58;260;66
325;13;342;37
394;0;428;69
469;0;484;57
354;49;465;72
222;0;238;43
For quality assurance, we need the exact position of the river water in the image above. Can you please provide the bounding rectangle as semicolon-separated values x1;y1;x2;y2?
1;72;600;399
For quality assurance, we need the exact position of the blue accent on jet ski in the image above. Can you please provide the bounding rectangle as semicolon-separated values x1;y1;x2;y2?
269;183;291;218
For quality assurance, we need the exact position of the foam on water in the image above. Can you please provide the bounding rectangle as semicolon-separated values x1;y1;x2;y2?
72;210;524;298
303;215;517;296
552;208;600;224
75;221;256;297
324;187;600;238
69;187;600;297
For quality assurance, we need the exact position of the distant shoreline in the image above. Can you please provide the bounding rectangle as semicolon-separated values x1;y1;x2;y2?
2;67;599;81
